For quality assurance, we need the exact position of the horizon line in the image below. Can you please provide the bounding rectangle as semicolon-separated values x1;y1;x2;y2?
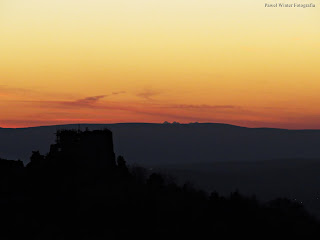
1;122;320;131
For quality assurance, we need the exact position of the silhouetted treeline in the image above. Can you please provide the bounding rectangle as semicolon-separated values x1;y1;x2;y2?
0;130;319;239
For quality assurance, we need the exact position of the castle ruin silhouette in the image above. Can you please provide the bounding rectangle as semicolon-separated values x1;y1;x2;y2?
48;129;116;169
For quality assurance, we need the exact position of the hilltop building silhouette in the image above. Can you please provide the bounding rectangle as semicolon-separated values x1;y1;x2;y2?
47;129;116;169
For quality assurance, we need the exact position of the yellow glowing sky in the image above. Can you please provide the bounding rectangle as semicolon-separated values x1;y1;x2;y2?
1;0;320;128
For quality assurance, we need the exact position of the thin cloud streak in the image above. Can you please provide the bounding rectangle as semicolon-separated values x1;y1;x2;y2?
18;92;126;109
136;89;162;100
164;104;237;109
76;95;108;104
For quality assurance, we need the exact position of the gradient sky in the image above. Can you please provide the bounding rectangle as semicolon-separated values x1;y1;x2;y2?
1;0;320;129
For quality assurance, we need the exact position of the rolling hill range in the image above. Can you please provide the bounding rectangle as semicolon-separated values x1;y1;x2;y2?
2;123;320;217
1;123;320;165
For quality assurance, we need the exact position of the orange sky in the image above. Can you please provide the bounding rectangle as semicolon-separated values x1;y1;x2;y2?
1;0;320;129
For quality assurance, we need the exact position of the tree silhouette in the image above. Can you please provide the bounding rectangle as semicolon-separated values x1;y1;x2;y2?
0;129;319;239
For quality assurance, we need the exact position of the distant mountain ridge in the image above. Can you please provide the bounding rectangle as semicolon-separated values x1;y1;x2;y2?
1;123;320;165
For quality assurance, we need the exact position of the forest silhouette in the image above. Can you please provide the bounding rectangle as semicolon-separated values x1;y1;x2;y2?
0;129;319;239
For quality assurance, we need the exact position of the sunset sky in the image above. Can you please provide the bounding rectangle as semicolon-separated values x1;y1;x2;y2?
1;0;320;129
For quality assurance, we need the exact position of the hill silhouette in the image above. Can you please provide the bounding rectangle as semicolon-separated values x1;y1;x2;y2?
2;123;320;217
1;123;320;165
0;129;319;239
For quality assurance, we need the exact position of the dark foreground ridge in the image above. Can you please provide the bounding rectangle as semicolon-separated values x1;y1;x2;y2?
0;129;319;239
